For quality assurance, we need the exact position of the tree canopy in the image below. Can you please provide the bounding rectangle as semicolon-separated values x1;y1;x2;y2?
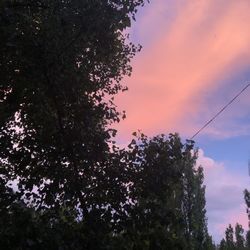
0;0;144;210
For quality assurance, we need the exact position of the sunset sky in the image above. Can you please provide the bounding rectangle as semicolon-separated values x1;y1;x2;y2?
115;0;250;242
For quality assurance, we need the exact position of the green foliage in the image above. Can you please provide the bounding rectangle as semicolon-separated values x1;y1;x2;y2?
219;239;227;250
114;133;213;250
225;224;235;250
0;0;144;248
204;235;216;250
246;230;250;249
0;202;97;249
125;134;193;250
0;1;214;249
1;132;213;249
0;0;144;211
235;223;245;250
245;190;250;226
219;222;250;250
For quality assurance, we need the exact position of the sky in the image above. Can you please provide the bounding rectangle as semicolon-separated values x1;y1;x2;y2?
115;0;250;243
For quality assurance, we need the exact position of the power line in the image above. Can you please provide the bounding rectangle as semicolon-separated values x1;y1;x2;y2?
190;82;250;140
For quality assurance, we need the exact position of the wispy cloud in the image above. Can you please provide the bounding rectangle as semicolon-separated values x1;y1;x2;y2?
115;1;250;242
116;0;250;140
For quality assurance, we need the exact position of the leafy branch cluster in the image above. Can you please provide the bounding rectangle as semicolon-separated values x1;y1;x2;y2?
218;221;250;250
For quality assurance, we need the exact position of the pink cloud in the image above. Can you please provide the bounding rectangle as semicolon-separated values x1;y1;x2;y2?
114;2;250;241
197;149;249;242
115;0;250;140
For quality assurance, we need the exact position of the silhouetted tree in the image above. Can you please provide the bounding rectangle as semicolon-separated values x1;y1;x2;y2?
246;230;250;249
219;239;227;250
0;1;216;249
0;0;145;248
0;0;145;211
225;224;235;250
245;190;250;226
235;223;245;250
114;133;211;250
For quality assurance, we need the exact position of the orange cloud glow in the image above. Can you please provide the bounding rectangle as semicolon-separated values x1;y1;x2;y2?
115;0;250;139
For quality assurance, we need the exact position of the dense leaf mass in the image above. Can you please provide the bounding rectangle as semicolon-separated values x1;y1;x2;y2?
112;134;214;250
0;0;143;210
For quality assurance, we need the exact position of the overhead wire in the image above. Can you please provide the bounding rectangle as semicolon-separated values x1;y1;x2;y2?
190;82;250;140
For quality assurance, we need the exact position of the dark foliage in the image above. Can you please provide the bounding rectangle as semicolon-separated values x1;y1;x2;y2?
0;1;215;249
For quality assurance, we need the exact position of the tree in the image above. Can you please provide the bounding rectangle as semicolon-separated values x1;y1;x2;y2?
219;239;227;250
246;230;250;249
244;190;250;250
0;1;216;249
114;133;211;250
245;190;250;227
0;0;144;213
217;189;250;250
0;0;145;247
203;235;216;250
235;223;245;250
119;133;190;250
178;143;212;250
182;163;210;250
225;224;235;250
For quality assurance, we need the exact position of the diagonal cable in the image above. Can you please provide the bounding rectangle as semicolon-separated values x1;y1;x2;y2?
190;82;250;140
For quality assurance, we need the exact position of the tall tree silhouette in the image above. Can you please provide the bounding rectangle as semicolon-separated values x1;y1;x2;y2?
0;0;145;248
225;224;235;250
0;0;144;211
114;134;213;250
235;223;245;250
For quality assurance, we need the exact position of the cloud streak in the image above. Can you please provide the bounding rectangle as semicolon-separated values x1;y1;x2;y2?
115;0;250;242
116;0;250;140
